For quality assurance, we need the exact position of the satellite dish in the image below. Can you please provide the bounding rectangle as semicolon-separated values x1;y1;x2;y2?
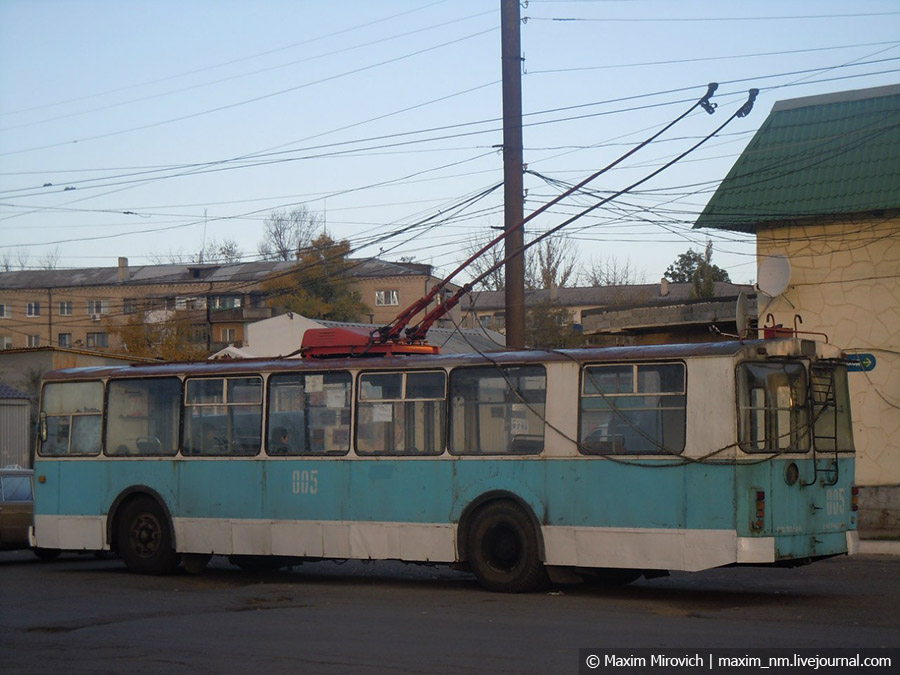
735;292;749;340
757;255;791;297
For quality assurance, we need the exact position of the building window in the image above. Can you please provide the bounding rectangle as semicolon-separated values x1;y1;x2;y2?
86;332;108;348
211;295;242;310
58;333;72;348
86;299;109;315
58;301;73;316
0;335;11;349
375;289;399;306
123;298;138;314
191;324;208;343
0;304;9;318
27;334;41;347
221;327;236;343
175;296;203;310
27;302;40;317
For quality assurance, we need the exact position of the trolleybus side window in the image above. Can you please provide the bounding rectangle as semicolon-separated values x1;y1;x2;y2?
106;378;181;456
183;376;262;456
356;370;446;455
39;381;104;456
267;371;351;455
579;363;686;455
449;365;546;455
737;362;809;453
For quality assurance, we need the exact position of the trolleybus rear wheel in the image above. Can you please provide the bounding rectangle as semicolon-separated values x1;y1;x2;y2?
467;501;547;593
116;496;179;575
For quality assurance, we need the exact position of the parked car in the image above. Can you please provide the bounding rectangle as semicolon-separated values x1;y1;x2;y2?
0;466;59;559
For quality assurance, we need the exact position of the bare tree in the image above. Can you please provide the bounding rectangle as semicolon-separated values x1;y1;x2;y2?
460;231;510;292
201;237;242;264
147;248;190;264
38;247;61;270
529;235;579;290
258;207;321;261
15;248;30;270
149;237;242;265
0;251;12;271
583;255;646;287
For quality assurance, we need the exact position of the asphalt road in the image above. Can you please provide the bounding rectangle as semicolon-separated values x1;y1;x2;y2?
0;550;897;674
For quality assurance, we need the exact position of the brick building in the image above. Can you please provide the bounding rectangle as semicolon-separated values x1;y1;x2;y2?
0;257;459;355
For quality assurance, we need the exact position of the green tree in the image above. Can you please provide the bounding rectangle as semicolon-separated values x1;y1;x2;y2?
663;240;730;298
263;234;370;321
525;300;584;349
107;313;209;361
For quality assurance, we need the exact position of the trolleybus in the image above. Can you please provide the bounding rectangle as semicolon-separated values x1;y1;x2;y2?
32;337;857;592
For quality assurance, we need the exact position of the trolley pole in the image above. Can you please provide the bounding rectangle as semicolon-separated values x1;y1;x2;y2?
501;0;525;348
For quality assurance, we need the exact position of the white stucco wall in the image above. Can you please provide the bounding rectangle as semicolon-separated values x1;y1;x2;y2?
756;217;900;487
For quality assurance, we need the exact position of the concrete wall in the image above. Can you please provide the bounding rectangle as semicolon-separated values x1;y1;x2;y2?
756;217;900;522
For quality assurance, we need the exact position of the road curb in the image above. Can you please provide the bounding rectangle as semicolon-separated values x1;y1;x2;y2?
859;540;900;556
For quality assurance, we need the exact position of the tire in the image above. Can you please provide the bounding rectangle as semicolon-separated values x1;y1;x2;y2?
583;568;642;586
116;496;179;575
466;501;548;593
228;555;293;573
181;553;212;574
33;547;62;561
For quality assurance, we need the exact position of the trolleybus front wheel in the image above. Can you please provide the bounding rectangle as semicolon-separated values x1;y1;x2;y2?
467;501;547;593
116;496;179;575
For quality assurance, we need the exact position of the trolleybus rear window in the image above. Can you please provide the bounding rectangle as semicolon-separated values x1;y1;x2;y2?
737;362;809;453
40;381;103;456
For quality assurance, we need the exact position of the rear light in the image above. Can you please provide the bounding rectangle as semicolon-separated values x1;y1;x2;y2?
851;485;859;512
753;490;765;530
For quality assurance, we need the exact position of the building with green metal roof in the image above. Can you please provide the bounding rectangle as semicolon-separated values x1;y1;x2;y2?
695;84;900;536
695;83;900;233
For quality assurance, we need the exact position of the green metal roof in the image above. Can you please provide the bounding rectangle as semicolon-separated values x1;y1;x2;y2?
695;84;900;233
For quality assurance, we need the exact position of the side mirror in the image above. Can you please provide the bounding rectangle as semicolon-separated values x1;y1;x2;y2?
39;412;48;442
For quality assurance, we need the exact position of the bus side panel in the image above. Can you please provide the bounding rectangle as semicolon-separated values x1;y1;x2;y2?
538;460;739;571
34;459;109;550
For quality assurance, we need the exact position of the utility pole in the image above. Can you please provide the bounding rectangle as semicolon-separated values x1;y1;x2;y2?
501;0;525;348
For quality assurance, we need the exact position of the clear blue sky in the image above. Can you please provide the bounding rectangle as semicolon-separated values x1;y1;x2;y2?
1;0;899;285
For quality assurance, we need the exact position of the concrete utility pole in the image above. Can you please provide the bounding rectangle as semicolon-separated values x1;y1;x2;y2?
501;0;525;348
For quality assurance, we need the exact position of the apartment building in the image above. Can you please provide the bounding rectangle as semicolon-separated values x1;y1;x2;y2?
0;257;458;354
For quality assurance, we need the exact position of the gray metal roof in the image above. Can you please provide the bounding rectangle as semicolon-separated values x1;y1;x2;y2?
0;258;434;290
0;383;30;400
466;282;753;311
316;320;505;354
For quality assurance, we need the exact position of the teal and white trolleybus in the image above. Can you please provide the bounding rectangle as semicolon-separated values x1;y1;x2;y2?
33;336;858;592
